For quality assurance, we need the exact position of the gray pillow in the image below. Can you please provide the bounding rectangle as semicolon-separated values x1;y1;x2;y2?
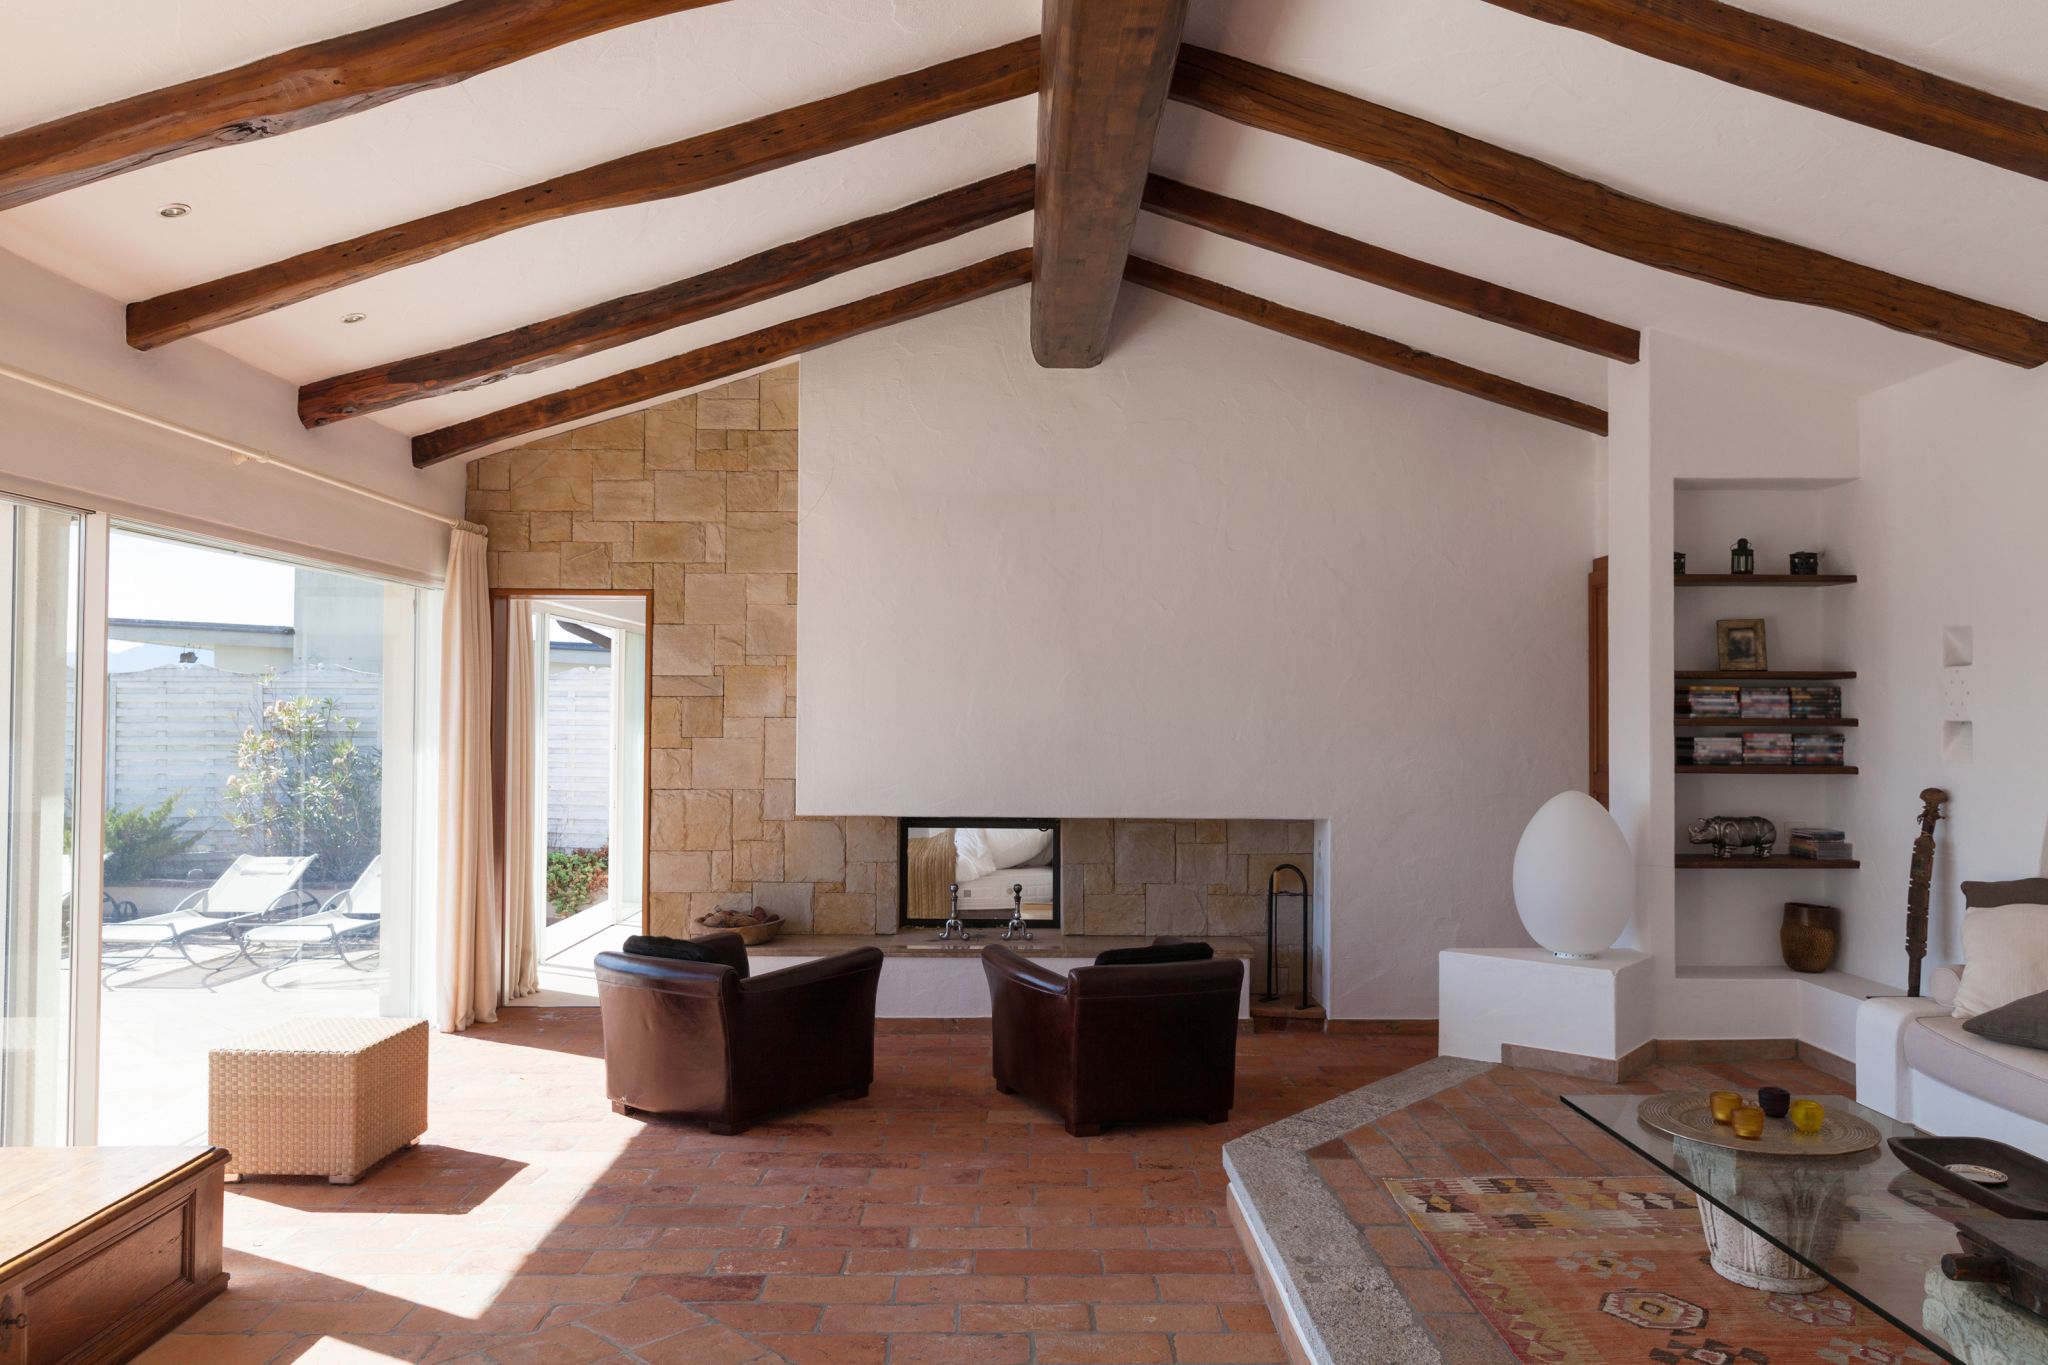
1963;878;2048;909
1962;987;2048;1052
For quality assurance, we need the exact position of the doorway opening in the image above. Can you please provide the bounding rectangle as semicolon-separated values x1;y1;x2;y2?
497;594;649;1002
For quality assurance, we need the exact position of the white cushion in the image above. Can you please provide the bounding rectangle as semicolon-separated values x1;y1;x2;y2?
981;827;1051;870
1905;1015;2048;1127
1953;904;2048;1018
952;829;997;883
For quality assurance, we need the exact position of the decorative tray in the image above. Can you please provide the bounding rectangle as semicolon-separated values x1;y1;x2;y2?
1891;1136;2048;1219
1636;1091;1879;1156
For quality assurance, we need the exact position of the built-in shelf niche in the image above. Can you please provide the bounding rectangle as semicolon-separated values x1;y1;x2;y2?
1670;478;1859;975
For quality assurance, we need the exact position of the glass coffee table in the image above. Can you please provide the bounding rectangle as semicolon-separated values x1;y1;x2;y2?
1565;1091;2048;1365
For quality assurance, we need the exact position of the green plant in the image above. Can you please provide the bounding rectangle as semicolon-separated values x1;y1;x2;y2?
103;794;202;883
546;846;609;922
224;695;382;881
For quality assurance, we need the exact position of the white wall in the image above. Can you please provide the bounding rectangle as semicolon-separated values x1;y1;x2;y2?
798;287;1599;1017
1604;333;1870;1039
0;249;461;583
1833;359;2048;983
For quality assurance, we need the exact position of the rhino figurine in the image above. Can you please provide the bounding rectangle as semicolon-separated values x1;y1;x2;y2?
1688;814;1777;859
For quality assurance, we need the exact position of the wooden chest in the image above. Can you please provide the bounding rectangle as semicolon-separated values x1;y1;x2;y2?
0;1147;228;1364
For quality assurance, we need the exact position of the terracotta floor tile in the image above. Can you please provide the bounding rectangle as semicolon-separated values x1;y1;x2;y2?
1092;1304;1222;1333
153;1011;1815;1365
1032;1332;1174;1363
1169;1332;1290;1363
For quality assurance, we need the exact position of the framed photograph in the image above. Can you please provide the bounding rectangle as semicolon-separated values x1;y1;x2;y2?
1716;618;1768;671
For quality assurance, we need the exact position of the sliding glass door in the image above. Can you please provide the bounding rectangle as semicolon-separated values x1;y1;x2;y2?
0;497;85;1146
96;528;430;1143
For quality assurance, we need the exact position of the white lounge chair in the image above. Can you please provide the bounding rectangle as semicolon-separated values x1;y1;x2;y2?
101;854;316;967
240;857;383;968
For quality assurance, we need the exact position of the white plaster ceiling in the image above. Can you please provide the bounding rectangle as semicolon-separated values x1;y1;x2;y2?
1;0;2044;454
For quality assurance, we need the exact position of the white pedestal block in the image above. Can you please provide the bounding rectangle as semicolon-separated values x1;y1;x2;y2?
1438;948;1654;1065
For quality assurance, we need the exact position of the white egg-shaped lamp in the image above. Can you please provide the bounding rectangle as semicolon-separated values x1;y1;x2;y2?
1512;791;1635;958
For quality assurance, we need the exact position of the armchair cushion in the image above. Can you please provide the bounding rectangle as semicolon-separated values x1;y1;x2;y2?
623;935;714;963
1093;940;1214;967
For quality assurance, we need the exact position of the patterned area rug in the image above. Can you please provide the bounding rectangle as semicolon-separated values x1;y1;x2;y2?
1387;1175;1945;1365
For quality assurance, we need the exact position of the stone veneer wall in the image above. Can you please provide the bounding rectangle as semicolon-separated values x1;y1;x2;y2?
1060;819;1315;981
467;365;1318;947
466;366;897;938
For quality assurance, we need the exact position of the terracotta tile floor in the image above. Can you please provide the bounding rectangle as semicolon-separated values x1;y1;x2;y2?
1319;1054;1854;1364
142;1011;1435;1365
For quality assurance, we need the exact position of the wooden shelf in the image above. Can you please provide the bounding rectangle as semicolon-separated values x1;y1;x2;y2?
1674;716;1856;727
1675;574;1856;586
1676;855;1860;869
1676;764;1858;775
1676;669;1856;680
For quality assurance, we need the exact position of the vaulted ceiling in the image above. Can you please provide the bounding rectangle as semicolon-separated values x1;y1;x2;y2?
2;0;2044;467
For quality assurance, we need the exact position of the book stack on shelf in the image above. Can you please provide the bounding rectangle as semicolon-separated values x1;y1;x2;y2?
1677;683;1742;717
1792;733;1847;766
1676;735;1744;765
1674;683;1843;720
1740;686;1791;719
1743;731;1793;764
1789;684;1843;719
1790;826;1853;860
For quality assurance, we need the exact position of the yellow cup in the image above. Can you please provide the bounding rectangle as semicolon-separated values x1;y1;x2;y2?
1731;1104;1767;1140
1789;1099;1825;1135
1709;1091;1743;1124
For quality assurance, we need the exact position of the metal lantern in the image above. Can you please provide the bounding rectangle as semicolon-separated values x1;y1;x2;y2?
1730;538;1756;575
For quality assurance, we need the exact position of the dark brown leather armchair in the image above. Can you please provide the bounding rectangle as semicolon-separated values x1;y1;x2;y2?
981;942;1244;1136
594;931;884;1134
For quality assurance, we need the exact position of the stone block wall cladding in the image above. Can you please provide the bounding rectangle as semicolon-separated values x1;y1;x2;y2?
467;364;1318;943
1060;819;1316;980
465;365;896;938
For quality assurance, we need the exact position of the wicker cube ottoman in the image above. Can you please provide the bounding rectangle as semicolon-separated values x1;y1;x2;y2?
209;1017;428;1184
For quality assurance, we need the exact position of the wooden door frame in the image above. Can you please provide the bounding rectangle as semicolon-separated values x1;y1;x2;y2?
489;588;655;951
1588;556;1609;807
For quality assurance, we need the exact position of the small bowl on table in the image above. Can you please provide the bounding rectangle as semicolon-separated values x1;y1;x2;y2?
695;912;784;946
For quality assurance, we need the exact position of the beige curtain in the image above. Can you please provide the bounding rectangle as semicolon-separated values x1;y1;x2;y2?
435;524;499;1031
501;601;541;1000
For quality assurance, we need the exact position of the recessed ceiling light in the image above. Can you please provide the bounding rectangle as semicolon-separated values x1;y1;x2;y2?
158;203;191;218
341;312;367;325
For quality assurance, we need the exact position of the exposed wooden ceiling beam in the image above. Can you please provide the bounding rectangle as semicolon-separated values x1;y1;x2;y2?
0;0;731;212
1476;0;2048;182
127;38;1040;351
1171;45;2048;368
1141;175;1639;362
300;166;1034;427
1125;257;1607;435
413;249;1032;466
1032;0;1189;367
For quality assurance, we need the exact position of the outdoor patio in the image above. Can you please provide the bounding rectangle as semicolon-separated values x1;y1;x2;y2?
99;943;387;1145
